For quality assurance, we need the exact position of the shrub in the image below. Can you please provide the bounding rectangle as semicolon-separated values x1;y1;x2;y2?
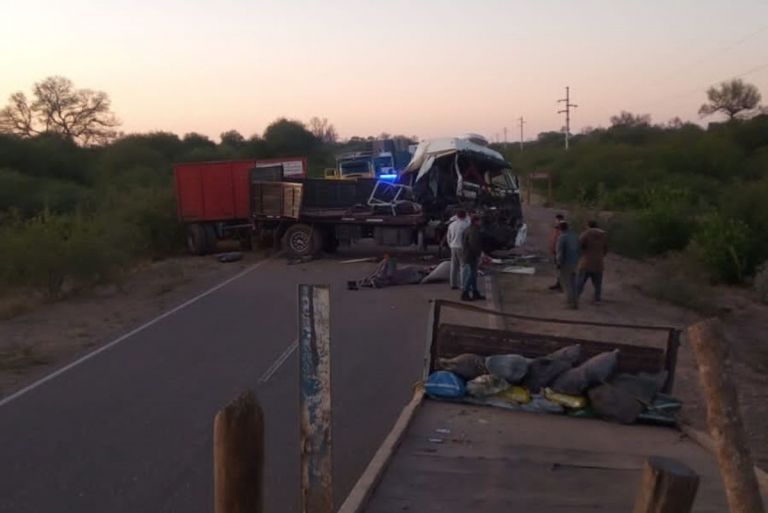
0;212;135;297
690;213;753;283
754;262;768;303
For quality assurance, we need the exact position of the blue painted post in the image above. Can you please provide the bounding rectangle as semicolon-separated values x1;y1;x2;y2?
298;284;333;513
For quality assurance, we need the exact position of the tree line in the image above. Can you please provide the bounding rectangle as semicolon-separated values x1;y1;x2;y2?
500;79;768;286
1;75;766;297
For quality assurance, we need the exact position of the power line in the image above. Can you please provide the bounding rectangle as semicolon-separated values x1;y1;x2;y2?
557;86;577;151
655;60;768;105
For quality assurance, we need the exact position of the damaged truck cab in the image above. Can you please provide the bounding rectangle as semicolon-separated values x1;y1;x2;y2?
400;136;525;253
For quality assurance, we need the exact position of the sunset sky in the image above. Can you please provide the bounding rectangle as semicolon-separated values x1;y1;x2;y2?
2;0;768;142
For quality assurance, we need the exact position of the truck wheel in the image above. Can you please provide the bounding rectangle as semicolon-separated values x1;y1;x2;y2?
187;224;209;255
282;223;321;258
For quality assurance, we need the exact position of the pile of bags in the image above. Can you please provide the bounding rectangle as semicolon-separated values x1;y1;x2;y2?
425;345;680;425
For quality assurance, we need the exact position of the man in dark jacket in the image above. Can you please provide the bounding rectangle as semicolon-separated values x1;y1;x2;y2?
577;220;608;303
556;221;581;309
461;214;485;301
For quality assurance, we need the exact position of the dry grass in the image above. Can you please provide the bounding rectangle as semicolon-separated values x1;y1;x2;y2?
635;253;720;315
0;344;50;372
0;295;38;321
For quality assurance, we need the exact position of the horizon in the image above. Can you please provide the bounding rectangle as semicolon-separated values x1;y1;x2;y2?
2;0;768;142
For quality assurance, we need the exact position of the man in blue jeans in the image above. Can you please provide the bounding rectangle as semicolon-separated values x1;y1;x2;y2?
461;214;485;301
556;221;581;309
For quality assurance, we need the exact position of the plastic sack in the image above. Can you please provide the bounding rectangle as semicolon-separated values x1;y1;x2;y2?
425;371;466;399
588;383;643;424
543;387;587;409
551;349;619;395
548;344;582;364
520;394;565;414
466;374;510;397
636;393;682;427
438;354;487;380
494;386;531;404
524;357;572;393
610;371;668;404
485;354;530;384
420;261;451;284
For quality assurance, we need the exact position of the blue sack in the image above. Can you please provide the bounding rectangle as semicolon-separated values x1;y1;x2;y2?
425;371;466;399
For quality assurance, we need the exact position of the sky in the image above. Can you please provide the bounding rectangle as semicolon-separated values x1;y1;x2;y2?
2;0;768;142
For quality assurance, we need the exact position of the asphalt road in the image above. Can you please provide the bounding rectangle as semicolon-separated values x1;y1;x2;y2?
0;256;460;513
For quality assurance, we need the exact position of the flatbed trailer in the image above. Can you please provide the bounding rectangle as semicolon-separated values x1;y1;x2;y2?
251;179;431;257
337;301;737;513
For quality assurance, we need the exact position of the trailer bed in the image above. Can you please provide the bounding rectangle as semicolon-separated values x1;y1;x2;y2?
359;398;730;512
338;301;761;513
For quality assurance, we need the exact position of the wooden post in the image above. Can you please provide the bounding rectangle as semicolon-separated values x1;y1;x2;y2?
213;390;264;513
633;456;699;513
688;318;765;513
298;284;333;513
525;175;530;205
662;329;681;393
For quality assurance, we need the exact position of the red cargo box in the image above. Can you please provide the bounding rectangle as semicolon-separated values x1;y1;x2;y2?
174;158;307;223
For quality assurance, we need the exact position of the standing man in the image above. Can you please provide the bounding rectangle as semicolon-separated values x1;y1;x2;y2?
556;221;580;309
577;220;608;303
446;210;470;290
548;214;565;291
461;214;486;301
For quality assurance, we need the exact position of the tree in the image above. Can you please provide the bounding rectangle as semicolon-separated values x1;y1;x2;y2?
220;129;245;147
610;111;651;127
308;117;338;144
263;118;319;156
0;76;120;145
699;79;762;120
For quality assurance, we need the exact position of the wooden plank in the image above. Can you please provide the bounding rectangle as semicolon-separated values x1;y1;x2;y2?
633;456;700;513
688;319;765;513
434;323;666;376
213;390;264;513
433;299;679;331
337;389;425;513
298;284;333;513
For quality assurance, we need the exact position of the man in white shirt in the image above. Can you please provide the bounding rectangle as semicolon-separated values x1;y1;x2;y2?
446;210;470;289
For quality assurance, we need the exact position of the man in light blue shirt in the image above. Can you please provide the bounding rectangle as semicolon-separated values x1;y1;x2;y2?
446;210;470;289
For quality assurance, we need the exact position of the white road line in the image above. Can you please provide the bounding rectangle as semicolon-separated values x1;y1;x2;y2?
258;339;298;383
0;259;271;409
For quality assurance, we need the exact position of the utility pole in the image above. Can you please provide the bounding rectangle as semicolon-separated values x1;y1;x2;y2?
557;86;577;150
503;126;508;147
518;116;525;151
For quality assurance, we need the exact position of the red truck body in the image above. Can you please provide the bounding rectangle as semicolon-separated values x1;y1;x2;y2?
173;158;308;222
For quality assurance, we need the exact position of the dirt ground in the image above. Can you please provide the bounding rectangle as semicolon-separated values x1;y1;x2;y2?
0;251;261;397
497;203;768;469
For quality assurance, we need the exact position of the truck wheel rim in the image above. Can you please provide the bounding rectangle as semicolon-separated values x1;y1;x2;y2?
289;231;309;253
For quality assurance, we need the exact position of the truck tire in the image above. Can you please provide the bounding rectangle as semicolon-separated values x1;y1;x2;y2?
187;224;209;255
282;223;321;258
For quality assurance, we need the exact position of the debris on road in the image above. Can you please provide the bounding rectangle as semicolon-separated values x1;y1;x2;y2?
501;265;536;275
349;256;452;289
216;252;243;263
340;257;378;264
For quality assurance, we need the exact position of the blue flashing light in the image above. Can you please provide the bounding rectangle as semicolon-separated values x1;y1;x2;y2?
379;174;398;181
